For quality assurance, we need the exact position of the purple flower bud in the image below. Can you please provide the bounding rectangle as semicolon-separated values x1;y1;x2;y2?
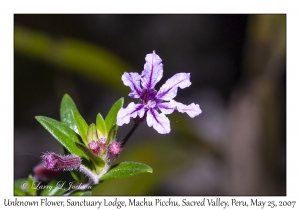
99;138;107;153
88;140;100;156
33;162;60;182
41;152;81;171
107;141;122;161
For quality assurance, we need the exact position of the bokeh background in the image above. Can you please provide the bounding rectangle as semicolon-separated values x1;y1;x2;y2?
14;14;286;195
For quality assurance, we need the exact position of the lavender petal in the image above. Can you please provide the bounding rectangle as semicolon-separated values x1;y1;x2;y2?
141;51;163;89
121;72;142;98
169;100;202;118
156;73;191;101
117;102;145;126
146;109;170;134
157;102;175;115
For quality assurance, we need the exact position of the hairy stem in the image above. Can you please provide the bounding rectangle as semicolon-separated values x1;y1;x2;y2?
63;163;111;196
79;165;99;185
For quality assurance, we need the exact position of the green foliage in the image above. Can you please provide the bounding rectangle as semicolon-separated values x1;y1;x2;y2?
96;113;107;138
69;190;92;196
14;179;27;196
34;95;155;196
76;142;105;174
87;123;97;143
40;180;65;196
35;116;87;159
92;139;191;195
60;94;79;133
100;161;153;181
70;171;81;182
107;124;118;144
105;97;123;135
14;186;26;196
72;110;89;146
27;175;37;196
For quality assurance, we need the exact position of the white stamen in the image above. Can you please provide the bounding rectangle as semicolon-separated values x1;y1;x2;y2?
145;100;156;109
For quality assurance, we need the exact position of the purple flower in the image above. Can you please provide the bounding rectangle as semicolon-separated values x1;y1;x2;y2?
117;51;202;134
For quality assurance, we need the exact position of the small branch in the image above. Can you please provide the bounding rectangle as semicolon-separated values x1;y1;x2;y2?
79;165;99;185
63;164;111;196
121;122;140;147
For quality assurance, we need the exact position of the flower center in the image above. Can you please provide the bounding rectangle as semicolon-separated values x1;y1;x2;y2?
140;89;159;109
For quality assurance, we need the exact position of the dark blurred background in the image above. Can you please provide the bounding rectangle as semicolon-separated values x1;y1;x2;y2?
14;14;286;195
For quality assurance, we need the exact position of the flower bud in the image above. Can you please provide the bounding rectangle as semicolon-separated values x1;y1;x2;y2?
33;162;60;182
88;140;100;156
99;138;107;153
41;152;81;171
107;141;122;161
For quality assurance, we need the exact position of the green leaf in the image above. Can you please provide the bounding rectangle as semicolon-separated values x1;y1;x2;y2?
75;142;105;174
100;161;153;181
14;178;27;188
107;124;118;144
14;179;27;196
60;94;79;133
36;116;87;158
40;180;65;196
72;110;88;146
27;175;36;196
96;113;107;138
105;98;123;134
70;171;81;182
14;186;26;196
87;123;97;142
82;190;92;195
70;190;92;196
